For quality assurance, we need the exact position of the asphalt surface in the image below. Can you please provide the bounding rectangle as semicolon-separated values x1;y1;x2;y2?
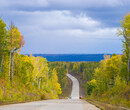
0;73;100;110
67;73;79;99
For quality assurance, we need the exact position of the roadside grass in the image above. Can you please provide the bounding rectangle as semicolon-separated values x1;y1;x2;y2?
86;99;130;110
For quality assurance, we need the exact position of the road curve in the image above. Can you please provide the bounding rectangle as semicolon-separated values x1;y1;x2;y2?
67;73;79;99
0;74;100;110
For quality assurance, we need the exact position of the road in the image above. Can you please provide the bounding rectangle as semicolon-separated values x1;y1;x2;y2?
0;73;100;110
67;73;79;99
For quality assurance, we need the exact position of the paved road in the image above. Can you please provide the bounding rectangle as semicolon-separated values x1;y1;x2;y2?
0;73;100;110
67;73;79;99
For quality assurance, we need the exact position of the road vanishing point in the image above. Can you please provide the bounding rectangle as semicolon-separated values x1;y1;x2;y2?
0;74;100;110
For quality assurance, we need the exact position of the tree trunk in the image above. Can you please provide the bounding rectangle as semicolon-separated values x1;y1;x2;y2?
33;78;35;86
12;52;15;80
0;55;4;73
111;77;114;87
47;72;48;86
124;30;129;85
9;51;12;80
127;58;130;85
39;80;40;89
9;23;13;80
37;79;39;87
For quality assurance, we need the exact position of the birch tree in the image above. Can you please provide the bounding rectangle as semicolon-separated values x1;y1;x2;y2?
0;18;7;73
8;24;25;80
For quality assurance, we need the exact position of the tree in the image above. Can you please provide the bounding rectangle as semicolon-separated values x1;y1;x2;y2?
0;18;7;73
20;35;25;48
8;24;24;80
87;79;97;95
50;68;62;98
105;55;122;87
118;13;130;84
72;63;79;74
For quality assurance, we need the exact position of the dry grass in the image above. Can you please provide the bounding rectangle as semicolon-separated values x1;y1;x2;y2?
86;99;130;110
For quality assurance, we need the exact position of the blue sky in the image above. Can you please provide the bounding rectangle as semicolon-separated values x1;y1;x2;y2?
0;0;130;54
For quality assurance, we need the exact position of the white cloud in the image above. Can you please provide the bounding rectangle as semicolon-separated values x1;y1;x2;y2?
3;10;118;44
62;28;118;39
0;9;122;54
10;10;100;31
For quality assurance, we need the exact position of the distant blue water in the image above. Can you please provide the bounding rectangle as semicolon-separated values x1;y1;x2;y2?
32;54;112;62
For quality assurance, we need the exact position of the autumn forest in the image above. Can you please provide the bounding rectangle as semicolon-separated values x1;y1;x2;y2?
0;14;130;108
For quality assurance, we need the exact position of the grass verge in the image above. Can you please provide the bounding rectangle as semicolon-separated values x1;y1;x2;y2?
86;99;130;110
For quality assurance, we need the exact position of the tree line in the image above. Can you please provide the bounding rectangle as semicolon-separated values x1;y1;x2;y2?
0;18;61;103
66;14;130;108
48;62;72;98
49;61;100;97
85;14;130;108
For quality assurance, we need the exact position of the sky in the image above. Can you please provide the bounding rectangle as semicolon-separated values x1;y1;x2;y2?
0;0;130;54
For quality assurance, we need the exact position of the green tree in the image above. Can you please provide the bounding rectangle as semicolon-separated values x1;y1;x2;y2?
118;13;130;84
73;63;79;74
87;79;97;95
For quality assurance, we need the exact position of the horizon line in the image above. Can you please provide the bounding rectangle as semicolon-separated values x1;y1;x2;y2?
22;53;122;55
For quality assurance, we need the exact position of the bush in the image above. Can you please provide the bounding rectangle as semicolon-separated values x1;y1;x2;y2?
87;79;97;95
41;91;47;100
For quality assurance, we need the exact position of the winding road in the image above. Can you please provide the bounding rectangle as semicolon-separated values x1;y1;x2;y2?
67;73;79;99
0;74;100;110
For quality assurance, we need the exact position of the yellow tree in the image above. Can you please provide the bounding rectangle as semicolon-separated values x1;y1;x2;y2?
105;55;122;87
50;68;62;98
30;55;49;89
0;18;7;73
36;57;49;89
8;24;24;80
